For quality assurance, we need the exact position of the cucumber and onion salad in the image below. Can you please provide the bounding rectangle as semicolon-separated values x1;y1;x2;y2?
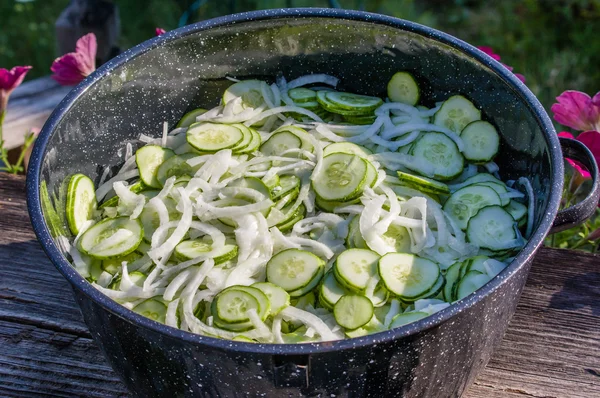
61;71;534;343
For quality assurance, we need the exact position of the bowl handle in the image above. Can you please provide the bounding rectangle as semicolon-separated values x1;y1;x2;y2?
550;137;600;233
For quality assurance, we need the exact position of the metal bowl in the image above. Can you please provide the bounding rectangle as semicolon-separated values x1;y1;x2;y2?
26;8;599;397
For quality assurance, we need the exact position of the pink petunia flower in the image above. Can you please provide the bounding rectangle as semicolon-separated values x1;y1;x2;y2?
558;131;600;181
51;33;97;86
477;46;526;83
551;91;600;132
156;28;166;36
0;66;32;112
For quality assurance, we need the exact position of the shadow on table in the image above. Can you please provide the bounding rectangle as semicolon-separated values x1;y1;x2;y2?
548;272;600;316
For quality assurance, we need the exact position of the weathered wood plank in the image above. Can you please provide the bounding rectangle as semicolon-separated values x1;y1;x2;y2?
0;173;599;397
3;77;72;150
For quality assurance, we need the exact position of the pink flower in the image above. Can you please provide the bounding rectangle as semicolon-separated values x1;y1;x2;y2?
156;28;166;36
551;91;600;132
477;46;526;83
51;33;97;86
0;66;32;112
558;131;600;180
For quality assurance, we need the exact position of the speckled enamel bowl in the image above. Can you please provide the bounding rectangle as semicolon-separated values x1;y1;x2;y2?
27;8;599;398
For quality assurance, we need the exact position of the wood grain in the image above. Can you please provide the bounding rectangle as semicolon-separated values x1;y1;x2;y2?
1;173;598;397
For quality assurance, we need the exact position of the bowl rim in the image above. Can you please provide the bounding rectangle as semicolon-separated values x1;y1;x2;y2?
26;7;562;355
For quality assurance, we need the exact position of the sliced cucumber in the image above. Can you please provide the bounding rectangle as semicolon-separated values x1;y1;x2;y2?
237;128;262;154
443;185;502;230
213;287;260;323
274;204;306;233
156;153;199;187
433;95;481;133
176;108;207;128
288;88;317;104
78;217;143;259
378;253;440;299
378;223;412;253
229;285;271;321
334;249;380;292
101;251;141;275
460;120;500;163
319;271;348;310
174;239;238;265
401;274;445;303
387;71;420;106
187;123;244;152
408;132;464;181
252;282;290;315
136;145;175;188
270;175;300;201
99;181;147;210
456;271;492;300
223;80;274;113
230;124;255;153
266;249;324;292
315;195;361;213
132;299;167;324
66;174;97;235
346;216;368;249
311;153;368;201
316;91;376;116
323;142;372;159
230;176;271;200
443;261;463;301
396;170;450;195
288;266;323;298
505;200;527;221
466;205;519;251
333;295;374;330
273;126;313;153
343;114;377;125
260;131;302;157
473;181;510;206
325;92;383;113
139;196;179;241
389;311;428;329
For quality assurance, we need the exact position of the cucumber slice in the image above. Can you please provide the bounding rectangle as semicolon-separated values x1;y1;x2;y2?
133;299;167;324
342;114;377;125
176;108;207;128
260;131;302;157
101;251;141;275
334;249;380;292
252;282;290;315
460;173;503;188
140;197;179;241
443;185;502;230
266;249;324;292
345;216;368;249
460;121;500;163
433;95;481;133
213;287;260;323
378;253;440;298
270;175;300;201
263;174;280;190
187;123;244;152
288;266;324;298
443;261;463;301
290;291;317;309
505;200;527;221
333;295;374;330
315;195;361;213
474;181;510;206
229;285;271;321
378;223;412;253
466;205;518;251
401;274;445;303
316;91;375;116
466;256;492;274
274;204;306;233
156;153;199;187
136;145;175;188
88;259;103;282
223;80;274;113
456;271;492;300
66;174;97;235
389;311;428;329
387;71;420;106
325;92;383;113
323;142;373;159
408;132;464;181
78;217;143;259
396;170;450;195
273;126;313;153
230;177;271;200
319;271;348;310
230;124;255;154
99;181;147;210
311;153;368;201
288;88;317;103
237;128;262;154
174;239;238;265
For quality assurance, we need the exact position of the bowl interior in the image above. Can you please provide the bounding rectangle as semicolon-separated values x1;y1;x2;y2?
33;11;558;338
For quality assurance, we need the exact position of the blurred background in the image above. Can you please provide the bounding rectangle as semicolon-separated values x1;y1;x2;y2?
1;0;599;117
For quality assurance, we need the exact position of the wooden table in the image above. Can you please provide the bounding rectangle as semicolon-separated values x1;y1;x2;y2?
1;172;599;397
